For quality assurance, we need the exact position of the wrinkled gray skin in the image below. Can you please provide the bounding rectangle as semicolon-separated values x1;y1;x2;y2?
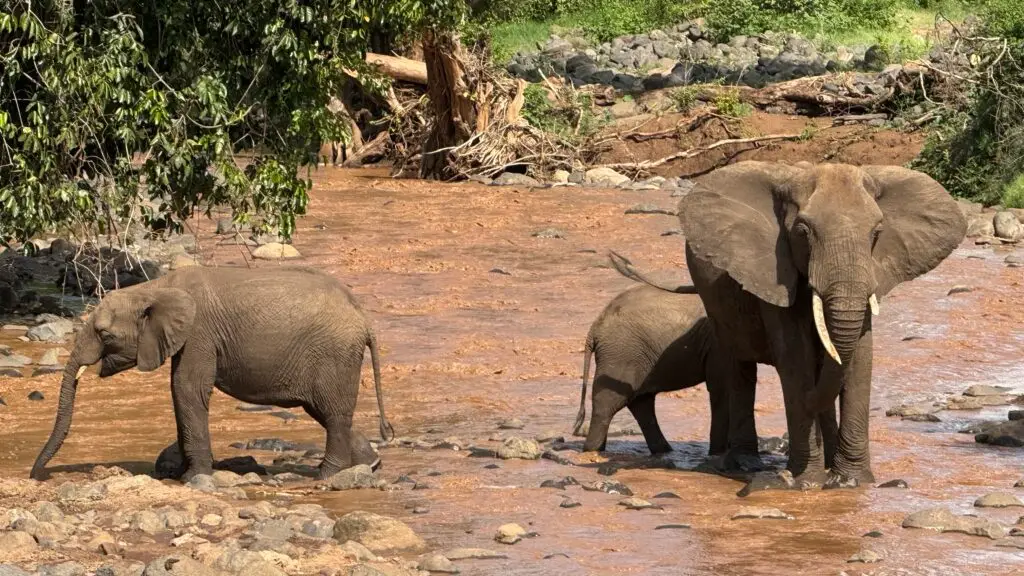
573;284;730;456
30;266;394;482
625;161;966;491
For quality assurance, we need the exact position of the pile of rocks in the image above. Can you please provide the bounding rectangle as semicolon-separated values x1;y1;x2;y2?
484;166;694;195
506;21;911;93
959;200;1024;244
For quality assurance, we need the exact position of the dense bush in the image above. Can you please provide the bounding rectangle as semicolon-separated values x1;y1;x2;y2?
700;0;904;39
911;0;1024;206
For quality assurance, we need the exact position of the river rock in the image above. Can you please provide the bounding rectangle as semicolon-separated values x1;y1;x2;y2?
994;211;1022;240
143;555;227;576
974;493;1024;508
731;506;794;520
551;170;571;184
624;204;676;216
57;482;107;504
584;167;630;187
847;550;882;563
27;390;44;401
497;418;524;430
491;173;539;187
0;530;38;554
580;480;633;496
973;419;1024;447
963;384;1014;397
131;510;166;534
494;523;527;545
26;318;74;343
37;348;62;366
531;228;566;239
0;565;32;576
885;401;942;419
338;540;379;562
0;353;31;368
619;497;659;510
902;507;1007;539
38;563;86;576
251;243;301;260
444;548;508;560
417;554;459;574
966;213;995;238
877;479;909;489
332;511;425;553
559;497;581;509
326;465;385;491
497;437;541;460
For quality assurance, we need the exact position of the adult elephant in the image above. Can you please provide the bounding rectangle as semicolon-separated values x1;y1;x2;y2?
625;161;966;490
30;266;394;482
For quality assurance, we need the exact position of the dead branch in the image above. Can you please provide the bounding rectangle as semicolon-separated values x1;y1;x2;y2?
597;133;803;173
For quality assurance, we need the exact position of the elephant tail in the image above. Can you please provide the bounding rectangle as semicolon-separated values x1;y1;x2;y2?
367;329;395;442
573;329;595;437
607;250;697;294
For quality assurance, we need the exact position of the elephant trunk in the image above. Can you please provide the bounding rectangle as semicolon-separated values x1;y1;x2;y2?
30;360;86;480
807;280;871;414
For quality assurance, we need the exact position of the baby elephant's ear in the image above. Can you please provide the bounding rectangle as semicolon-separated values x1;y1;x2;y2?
137;288;196;372
679;161;805;308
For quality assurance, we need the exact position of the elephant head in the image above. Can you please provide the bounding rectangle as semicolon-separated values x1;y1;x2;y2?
30;284;196;480
679;161;966;408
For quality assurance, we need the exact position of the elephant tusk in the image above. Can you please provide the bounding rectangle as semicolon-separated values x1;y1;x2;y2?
869;294;879;316
812;292;842;366
75;365;88;380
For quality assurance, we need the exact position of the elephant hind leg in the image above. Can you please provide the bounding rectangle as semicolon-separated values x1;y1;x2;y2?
584;375;631;452
303;403;358;480
627;394;672;455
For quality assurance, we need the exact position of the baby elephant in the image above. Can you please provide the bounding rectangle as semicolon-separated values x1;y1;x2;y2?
574;283;730;456
31;265;394;482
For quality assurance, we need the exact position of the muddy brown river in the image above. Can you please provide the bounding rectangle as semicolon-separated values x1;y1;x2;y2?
2;168;1023;575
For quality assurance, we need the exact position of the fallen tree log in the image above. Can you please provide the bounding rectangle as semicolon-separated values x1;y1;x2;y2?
365;53;428;85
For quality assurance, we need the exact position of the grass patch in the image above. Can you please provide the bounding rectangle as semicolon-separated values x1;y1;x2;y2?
713;89;753;118
490;20;556;64
1002;174;1024;209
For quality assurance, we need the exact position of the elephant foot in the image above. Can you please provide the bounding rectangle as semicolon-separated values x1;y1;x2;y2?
646;441;673;456
180;465;214;484
737;468;826;497
721;450;767;473
823;466;875;490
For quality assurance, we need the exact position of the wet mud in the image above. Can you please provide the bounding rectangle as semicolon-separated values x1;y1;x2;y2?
2;166;1024;575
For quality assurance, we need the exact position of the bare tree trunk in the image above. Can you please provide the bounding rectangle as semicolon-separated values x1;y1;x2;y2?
420;30;477;180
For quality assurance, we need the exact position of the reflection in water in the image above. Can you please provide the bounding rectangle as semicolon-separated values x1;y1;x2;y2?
2;168;1023;575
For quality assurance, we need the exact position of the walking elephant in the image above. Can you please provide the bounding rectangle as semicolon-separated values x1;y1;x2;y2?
30;266;395;482
620;161;966;490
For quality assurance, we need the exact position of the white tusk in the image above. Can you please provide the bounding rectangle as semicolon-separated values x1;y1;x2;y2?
812;292;842;365
869;294;879;316
75;365;88;380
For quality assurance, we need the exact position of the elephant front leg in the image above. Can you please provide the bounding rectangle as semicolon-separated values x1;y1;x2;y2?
707;350;762;472
627;394;672;455
170;354;216;482
825;327;875;489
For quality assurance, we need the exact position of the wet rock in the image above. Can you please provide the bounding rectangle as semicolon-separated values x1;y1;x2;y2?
531;228;566;239
847;550;882;564
654;524;691;530
541;449;574;466
945;396;985;410
543;553;570;560
540;476;578;490
491;173;539;187
489;268;511;276
1014;478;1024;487
494;523;527;545
902;507;1007;539
251;243;301;260
731;506;794;520
581;480;633;496
412;507;429;514
535;431;563;443
0;530;38;554
1010;411;1024;422
444;548;507;561
332;511;426;553
417;554;459;574
187;474;218;493
584;167;630;187
37;348;62;366
974;493;1024;508
497;418;524;430
32;366;62;377
497;437;541;460
885;401;942;420
338;540;378;562
0;352;30;368
326;465;385;491
653;491;680;499
38;563;86;576
973;419;1024;447
27;318;74;343
624;204;676;216
757;436;789;455
963;384;1014;397
863;530;884;538
467;446;498;458
660;229;682;237
27;390;44;401
877;479;909;489
0;369;19;378
947;285;974;296
143;555;227;576
619;497;660;510
559;497;581;509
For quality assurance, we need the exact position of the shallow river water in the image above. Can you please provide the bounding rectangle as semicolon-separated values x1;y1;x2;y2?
2;168;1024;575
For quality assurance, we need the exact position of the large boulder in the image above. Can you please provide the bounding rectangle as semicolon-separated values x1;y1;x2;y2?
332;511;426;554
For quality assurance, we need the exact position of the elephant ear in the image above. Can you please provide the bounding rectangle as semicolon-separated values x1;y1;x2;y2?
679;161;805;307
864;165;968;297
137;288;196;372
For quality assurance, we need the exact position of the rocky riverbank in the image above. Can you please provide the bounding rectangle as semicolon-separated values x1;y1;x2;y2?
506;20;933;94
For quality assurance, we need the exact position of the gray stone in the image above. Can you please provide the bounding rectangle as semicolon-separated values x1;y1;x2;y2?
580;480;633;496
624;204;676;216
0;531;37;554
974;493;1024;508
847;550;882;564
444;548;508;561
497;437;541;460
143;555;227;576
131;510;165;534
251;243;301;260
966;213;995;238
497;418;524;430
491;173;540;187
39;562;86;576
963;385;1014;397
0;565;32;576
418;554;459;574
332;511;426;554
325;464;385;491
531;228;566;239
731;506;794;520
187;474;218;493
26;318;74;343
338;540;378;561
494;523;526;545
301;516;336;539
57;482;107;504
902;507;1007;539
0;353;31;368
584;167;630;187
619;497;660;510
994;211;1022;240
37;348;62;366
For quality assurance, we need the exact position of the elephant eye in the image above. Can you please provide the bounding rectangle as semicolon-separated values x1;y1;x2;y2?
871;226;883;247
795;222;810;237
98;329;115;344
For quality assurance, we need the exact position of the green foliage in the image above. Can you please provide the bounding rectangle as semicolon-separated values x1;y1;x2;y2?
1002;173;1024;209
700;0;904;40
0;0;463;247
976;0;1024;38
713;90;753;118
669;86;699;113
521;83;605;141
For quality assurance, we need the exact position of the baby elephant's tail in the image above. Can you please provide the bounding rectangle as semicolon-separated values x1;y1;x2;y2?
367;330;395;442
607;250;697;294
573;329;595;437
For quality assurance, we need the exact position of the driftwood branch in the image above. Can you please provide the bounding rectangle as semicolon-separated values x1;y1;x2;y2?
597;133;802;172
365;53;428;85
